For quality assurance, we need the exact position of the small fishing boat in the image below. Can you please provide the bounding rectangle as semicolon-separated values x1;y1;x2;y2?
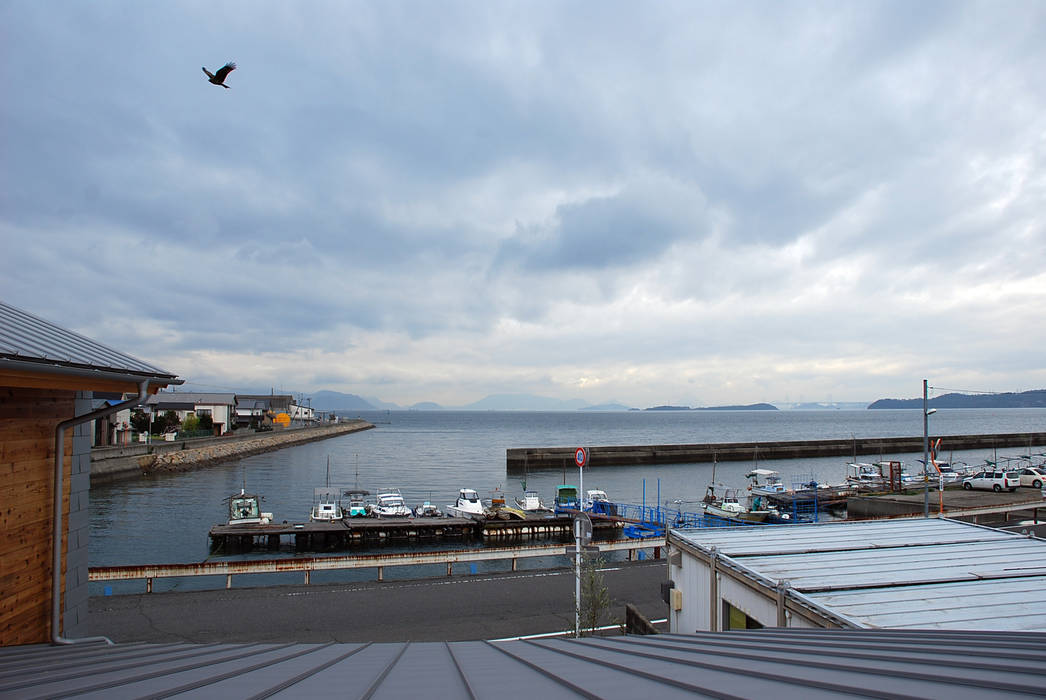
309;486;344;521
515;489;551;512
702;486;769;523
344;488;371;517
413;501;443;518
370;489;412;518
225;488;272;525
446;488;485;519
553;484;580;513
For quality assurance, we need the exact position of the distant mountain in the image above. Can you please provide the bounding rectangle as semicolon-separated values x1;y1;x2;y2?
364;396;401;410
461;394;590;410
645;405;691;411
694;403;778;411
310;390;376;411
869;389;1046;409
775;402;870;410
409;402;443;410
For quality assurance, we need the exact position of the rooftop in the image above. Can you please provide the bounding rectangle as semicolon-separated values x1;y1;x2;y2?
0;300;178;383
670;518;1046;631
3;629;1044;698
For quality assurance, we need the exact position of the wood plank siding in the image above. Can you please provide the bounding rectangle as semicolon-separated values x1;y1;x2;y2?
0;387;75;645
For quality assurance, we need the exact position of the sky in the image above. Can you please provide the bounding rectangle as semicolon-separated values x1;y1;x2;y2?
2;1;1045;408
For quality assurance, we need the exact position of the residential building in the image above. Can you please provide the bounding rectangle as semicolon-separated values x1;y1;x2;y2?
0;301;180;645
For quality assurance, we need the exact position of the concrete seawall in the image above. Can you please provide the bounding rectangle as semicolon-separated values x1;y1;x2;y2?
506;432;1046;472
91;421;374;483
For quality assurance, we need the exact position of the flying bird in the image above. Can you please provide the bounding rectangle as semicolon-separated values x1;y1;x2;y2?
202;61;236;88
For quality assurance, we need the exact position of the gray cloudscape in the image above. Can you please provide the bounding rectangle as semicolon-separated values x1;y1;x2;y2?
1;1;1044;407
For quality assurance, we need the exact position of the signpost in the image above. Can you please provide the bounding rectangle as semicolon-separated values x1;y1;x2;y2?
572;447;592;637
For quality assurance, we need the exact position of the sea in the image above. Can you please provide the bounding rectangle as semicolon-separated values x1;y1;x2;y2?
89;408;1046;594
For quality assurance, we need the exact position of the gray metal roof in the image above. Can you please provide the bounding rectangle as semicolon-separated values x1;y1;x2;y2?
0;301;178;381
671;518;1046;631
146;392;236;407
2;629;1044;698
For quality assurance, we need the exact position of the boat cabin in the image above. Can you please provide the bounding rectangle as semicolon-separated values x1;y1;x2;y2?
746;468;785;493
554;485;579;512
344;488;370;517
310;486;343;521
226;489;271;525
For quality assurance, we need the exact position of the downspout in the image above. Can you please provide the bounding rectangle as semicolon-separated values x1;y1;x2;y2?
51;379;151;645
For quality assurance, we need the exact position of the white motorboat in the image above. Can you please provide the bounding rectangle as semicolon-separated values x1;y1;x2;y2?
515;489;551;512
446;488;485;519
310;486;344;521
746;468;786;494
369;489;412;518
225;488;273;525
701;486;769;523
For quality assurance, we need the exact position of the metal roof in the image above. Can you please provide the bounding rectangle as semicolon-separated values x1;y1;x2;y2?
2;629;1044;698
671;518;1046;631
146;392;236;406
0;300;178;381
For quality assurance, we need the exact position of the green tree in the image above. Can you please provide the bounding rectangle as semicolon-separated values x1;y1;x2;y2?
130;409;150;433
181;414;200;433
198;413;214;432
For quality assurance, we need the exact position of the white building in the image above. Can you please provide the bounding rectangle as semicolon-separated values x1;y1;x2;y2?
667;518;1046;632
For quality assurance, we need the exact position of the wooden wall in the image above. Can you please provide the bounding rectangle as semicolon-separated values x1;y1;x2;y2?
0;387;74;646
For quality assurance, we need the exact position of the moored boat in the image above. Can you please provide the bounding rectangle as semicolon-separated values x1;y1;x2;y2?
414;501;443;518
370;489;412;518
225;488;273;525
446;488;485;519
553;484;580;513
309;486;344;521
344;488;370;517
515;489;551;512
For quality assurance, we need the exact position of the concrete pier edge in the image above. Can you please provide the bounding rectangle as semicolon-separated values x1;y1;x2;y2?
506;432;1046;471
91;421;374;482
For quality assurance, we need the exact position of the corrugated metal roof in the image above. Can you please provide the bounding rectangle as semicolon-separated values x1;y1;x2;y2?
1;630;1043;698
0;301;177;380
671;518;1046;631
146;392;236;406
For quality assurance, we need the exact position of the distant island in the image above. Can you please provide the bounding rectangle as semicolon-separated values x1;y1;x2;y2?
869;389;1046;409
645;403;778;411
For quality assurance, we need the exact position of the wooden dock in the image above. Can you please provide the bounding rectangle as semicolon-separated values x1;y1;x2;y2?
506;432;1046;471
209;513;624;553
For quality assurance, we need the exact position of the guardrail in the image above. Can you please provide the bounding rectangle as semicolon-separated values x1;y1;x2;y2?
89;538;667;593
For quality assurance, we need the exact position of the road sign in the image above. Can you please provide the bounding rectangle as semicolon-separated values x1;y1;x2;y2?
574;513;593;544
574;447;588;468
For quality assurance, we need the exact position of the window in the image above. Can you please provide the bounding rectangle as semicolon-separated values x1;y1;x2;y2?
723;601;763;630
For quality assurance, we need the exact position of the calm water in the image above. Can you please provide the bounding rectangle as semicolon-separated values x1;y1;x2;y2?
89;408;1046;592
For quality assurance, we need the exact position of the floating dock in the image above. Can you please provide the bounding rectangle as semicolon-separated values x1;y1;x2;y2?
506;432;1046;471
209;513;624;553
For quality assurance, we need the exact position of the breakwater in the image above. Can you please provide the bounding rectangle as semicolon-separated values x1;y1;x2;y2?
506;432;1046;472
91;421;374;482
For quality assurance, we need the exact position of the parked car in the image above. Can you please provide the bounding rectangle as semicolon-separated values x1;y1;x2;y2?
961;470;1020;492
1015;466;1046;489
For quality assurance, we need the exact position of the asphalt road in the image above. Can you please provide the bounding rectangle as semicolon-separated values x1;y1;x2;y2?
88;560;669;643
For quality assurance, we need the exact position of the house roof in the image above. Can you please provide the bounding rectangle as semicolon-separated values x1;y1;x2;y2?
0;301;179;384
146;392;236;407
2;629;1043;698
670;518;1046;630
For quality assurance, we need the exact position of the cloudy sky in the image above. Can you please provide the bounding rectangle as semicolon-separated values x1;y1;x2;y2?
2;1;1044;408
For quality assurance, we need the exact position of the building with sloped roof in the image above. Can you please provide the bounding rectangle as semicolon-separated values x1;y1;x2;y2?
0;301;180;645
667;518;1046;633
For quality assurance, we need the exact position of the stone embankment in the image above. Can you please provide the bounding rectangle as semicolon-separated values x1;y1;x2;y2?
91;421;373;482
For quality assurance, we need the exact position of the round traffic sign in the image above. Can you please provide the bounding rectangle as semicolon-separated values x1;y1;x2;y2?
574;447;587;467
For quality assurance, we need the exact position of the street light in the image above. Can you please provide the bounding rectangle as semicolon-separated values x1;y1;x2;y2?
922;379;937;517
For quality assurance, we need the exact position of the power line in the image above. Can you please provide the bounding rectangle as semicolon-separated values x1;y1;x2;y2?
928;386;1006;395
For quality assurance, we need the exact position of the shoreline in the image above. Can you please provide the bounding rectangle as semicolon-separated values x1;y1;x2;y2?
90;420;374;483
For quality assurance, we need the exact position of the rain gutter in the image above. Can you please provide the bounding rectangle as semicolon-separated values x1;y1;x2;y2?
51;379;152;646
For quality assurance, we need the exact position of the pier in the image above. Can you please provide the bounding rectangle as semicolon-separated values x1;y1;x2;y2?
506;432;1046;471
209;513;624;553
